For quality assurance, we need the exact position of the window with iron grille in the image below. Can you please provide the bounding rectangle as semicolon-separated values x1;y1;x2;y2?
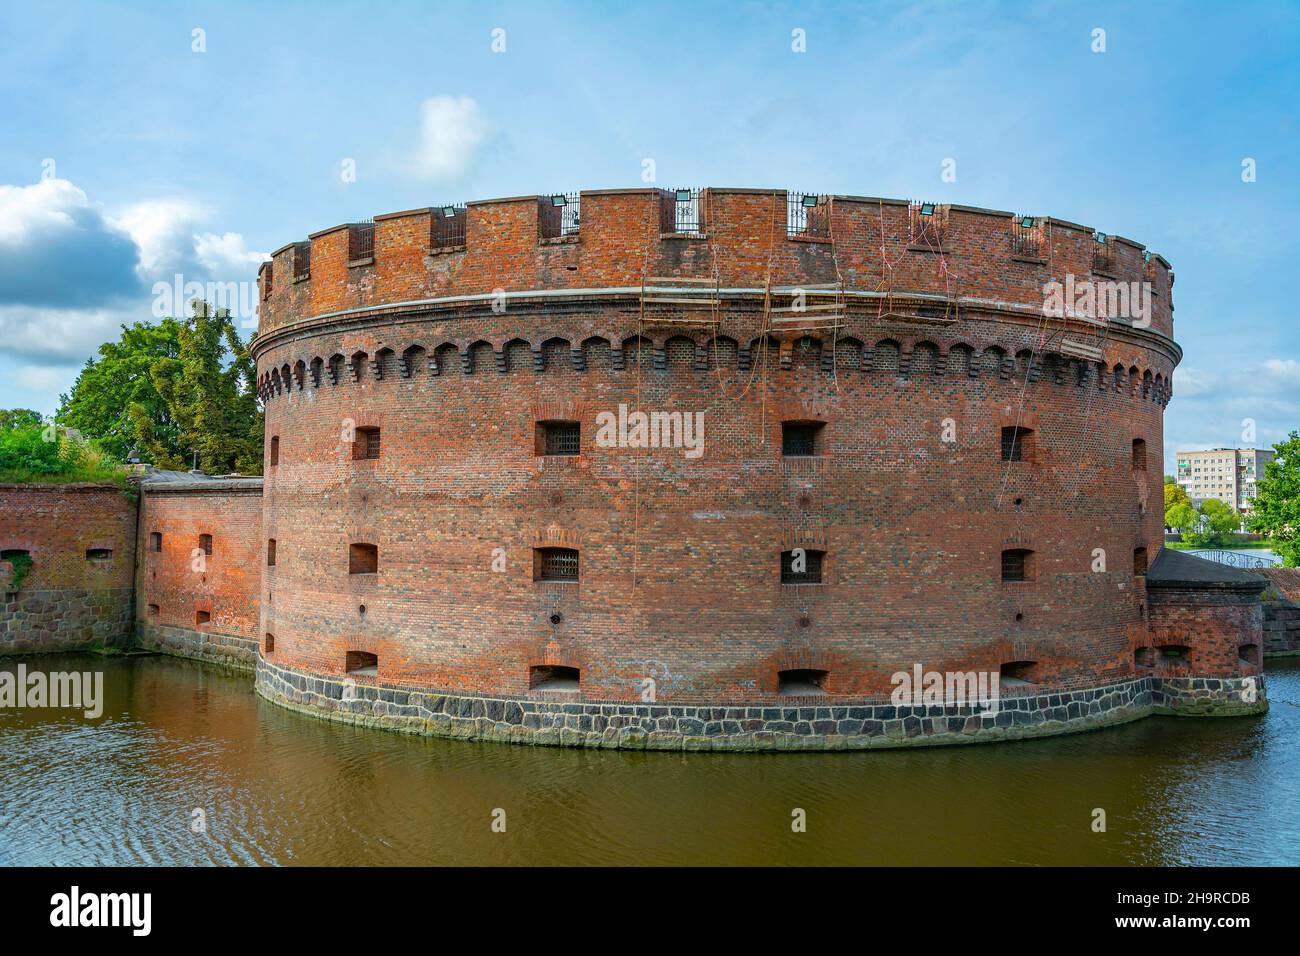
535;547;579;582
787;192;830;239
538;420;580;456
1092;232;1114;273
199;533;213;556
431;205;466;249
1009;215;1042;257
1001;548;1033;582
539;193;580;239
1001;426;1032;462
781;421;823;457
349;542;378;575
781;548;824;585
353;427;381;461
293;242;311;279
909;202;946;246
1131;438;1147;470
660;188;704;235
348;221;375;261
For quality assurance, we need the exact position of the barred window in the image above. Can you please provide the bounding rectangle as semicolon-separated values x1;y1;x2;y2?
538;421;580;456
781;548;824;584
535;547;579;582
354;427;381;461
781;421;823;457
1002;548;1033;582
1001;426;1032;462
199;533;213;556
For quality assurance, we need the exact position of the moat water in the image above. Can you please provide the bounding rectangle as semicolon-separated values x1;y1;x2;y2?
2;654;1298;866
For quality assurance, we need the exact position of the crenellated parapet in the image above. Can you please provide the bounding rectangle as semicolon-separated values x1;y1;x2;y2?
256;188;1174;340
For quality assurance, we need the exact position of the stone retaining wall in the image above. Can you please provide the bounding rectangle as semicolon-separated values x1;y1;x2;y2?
1;586;134;655
136;622;258;672
255;656;1266;752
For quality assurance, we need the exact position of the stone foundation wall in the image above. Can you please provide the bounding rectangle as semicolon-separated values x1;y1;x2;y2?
136;622;258;672
255;655;1266;752
1;586;134;654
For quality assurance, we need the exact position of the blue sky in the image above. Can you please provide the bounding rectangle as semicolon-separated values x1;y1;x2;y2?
1;0;1297;468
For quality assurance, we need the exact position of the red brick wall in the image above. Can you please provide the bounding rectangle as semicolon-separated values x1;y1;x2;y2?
135;481;263;642
0;483;137;652
1145;587;1265;678
250;188;1181;704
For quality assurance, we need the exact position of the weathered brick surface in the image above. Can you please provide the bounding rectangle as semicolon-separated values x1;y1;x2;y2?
0;483;136;653
1259;568;1300;655
133;479;263;666
250;188;1182;706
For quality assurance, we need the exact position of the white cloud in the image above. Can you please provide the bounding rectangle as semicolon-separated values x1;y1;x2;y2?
194;231;269;278
413;95;489;181
1172;366;1218;397
0;303;140;364
108;197;209;277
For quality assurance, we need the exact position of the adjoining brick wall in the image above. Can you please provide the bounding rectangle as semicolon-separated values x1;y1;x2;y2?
1259;568;1300;656
134;479;263;669
0;483;137;654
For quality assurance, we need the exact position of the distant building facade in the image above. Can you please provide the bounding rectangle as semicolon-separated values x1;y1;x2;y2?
1175;448;1274;514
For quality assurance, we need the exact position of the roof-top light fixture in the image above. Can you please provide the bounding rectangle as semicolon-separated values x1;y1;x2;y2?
1095;231;1108;244
551;194;567;207
441;205;457;218
1020;216;1035;228
919;203;936;217
675;188;692;202
801;194;820;208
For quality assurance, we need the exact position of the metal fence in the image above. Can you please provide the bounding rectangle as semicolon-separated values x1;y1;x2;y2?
349;220;375;260
431;205;467;249
293;242;311;279
787;192;830;239
660;188;704;235
539;193;580;239
1009;215;1042;258
908;201;946;247
1092;232;1114;273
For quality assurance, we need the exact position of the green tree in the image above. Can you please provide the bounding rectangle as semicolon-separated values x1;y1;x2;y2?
58;319;184;464
149;304;261;474
1186;498;1240;548
1166;501;1199;536
1164;478;1191;521
56;303;262;474
1250;432;1300;567
0;408;44;430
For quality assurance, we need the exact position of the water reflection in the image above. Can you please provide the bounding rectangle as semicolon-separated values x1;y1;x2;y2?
1;654;1297;866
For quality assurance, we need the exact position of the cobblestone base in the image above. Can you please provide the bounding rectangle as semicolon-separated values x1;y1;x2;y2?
0;587;134;655
254;657;1268;752
136;622;258;672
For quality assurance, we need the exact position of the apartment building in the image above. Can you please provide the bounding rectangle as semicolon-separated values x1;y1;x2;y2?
1174;447;1274;514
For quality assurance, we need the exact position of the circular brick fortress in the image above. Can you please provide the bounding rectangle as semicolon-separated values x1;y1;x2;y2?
249;187;1258;751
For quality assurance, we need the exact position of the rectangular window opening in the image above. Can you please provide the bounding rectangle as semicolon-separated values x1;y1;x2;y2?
349;543;379;575
267;539;277;567
86;548;113;561
535;547;579;583
781;421;824;457
781;548;825;585
1001;548;1033;582
529;664;580;692
778;668;828;696
199;533;213;556
1001;426;1032;462
346;650;378;676
353;427;381;461
537;420;580;456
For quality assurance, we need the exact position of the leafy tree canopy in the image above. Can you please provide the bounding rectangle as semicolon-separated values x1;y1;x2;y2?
57;303;262;474
1249;431;1300;567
